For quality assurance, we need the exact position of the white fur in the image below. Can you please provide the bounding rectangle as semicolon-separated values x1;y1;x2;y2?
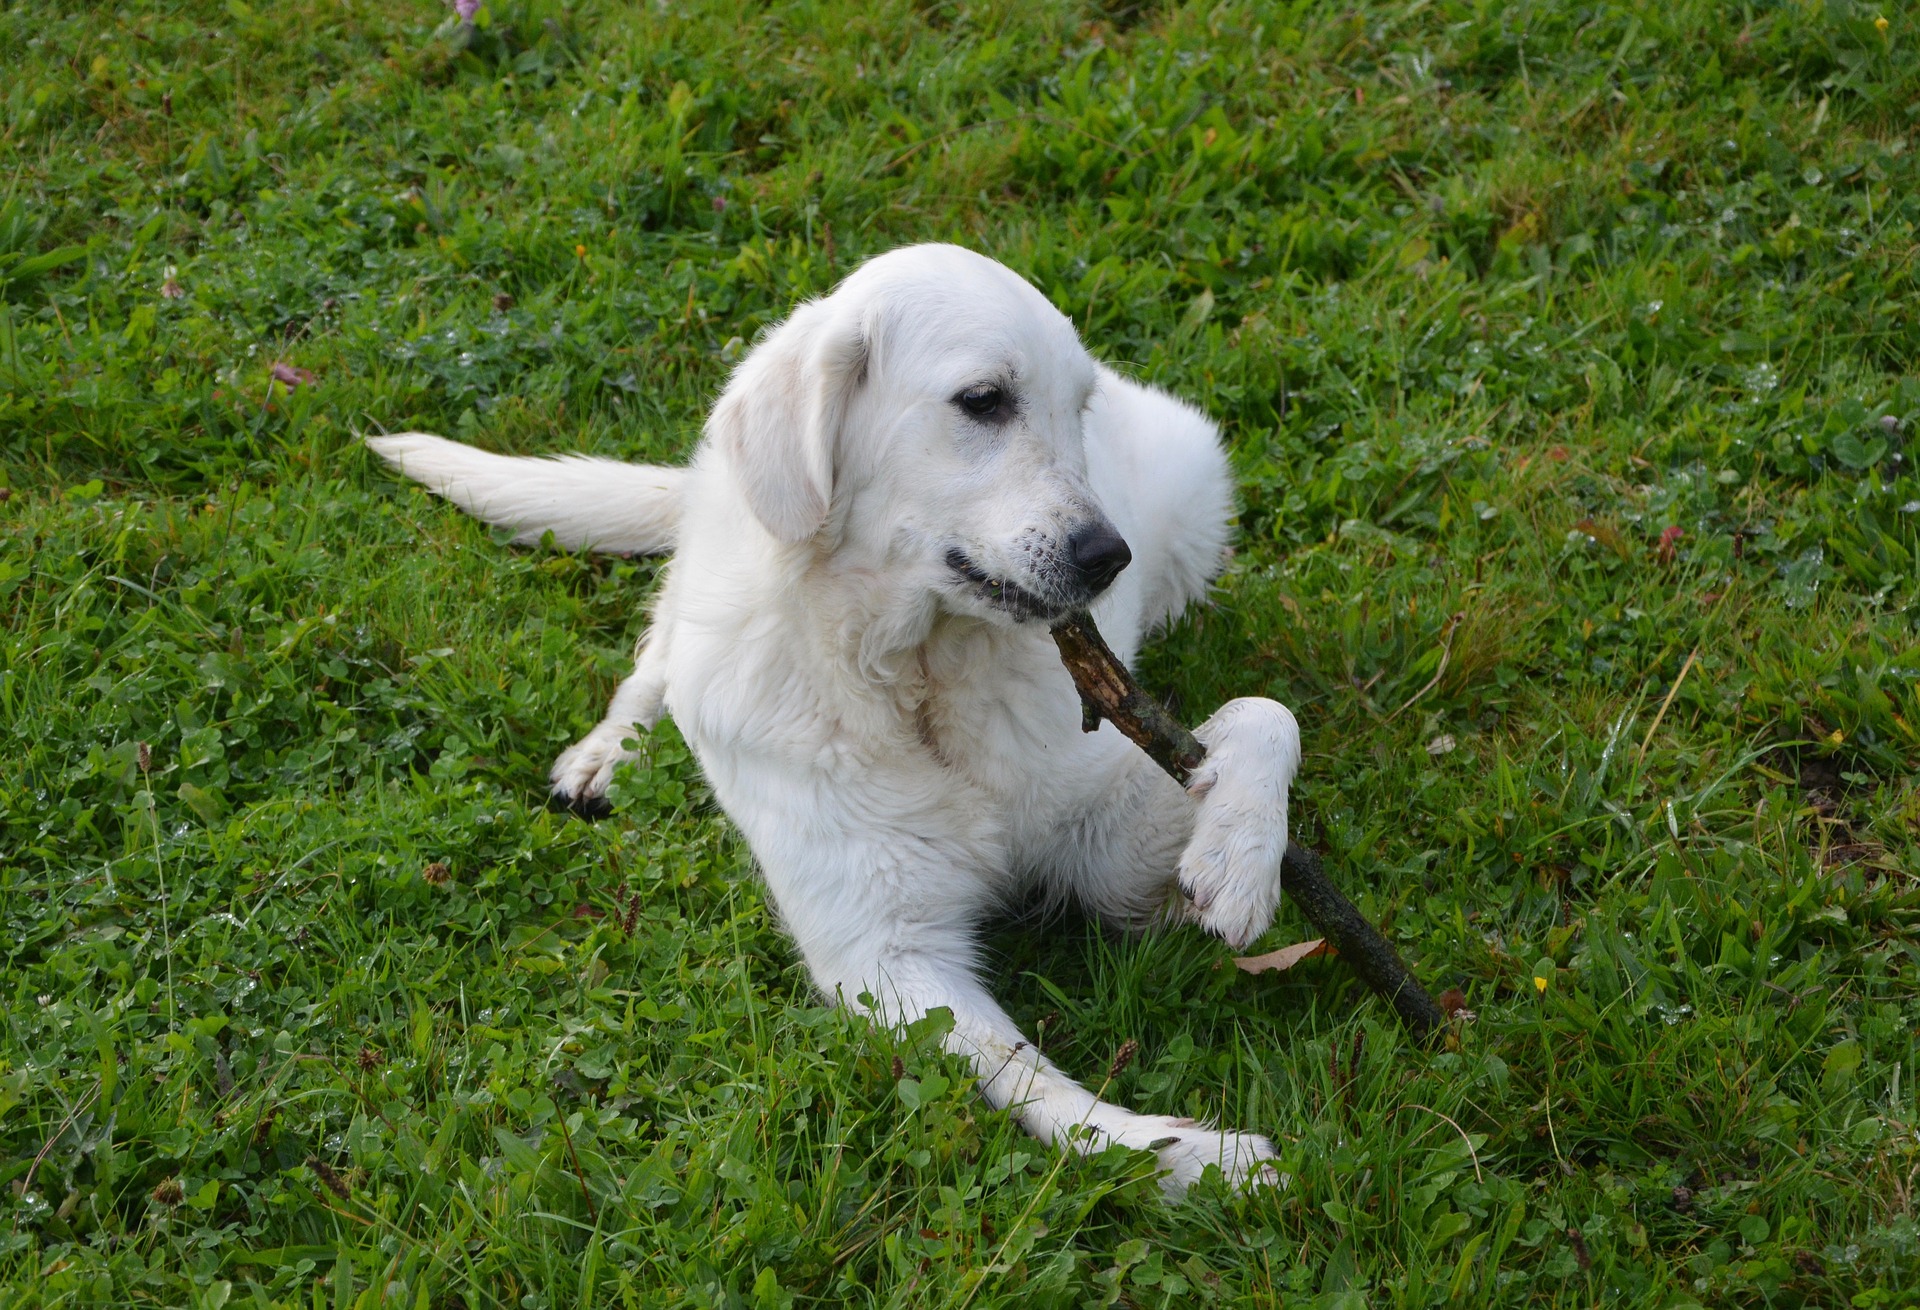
367;434;682;555
369;244;1302;1196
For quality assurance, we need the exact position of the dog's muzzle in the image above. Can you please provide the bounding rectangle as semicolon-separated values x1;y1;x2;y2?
945;548;1052;620
945;519;1132;623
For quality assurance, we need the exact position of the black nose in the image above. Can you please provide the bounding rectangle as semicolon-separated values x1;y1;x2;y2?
1068;522;1132;595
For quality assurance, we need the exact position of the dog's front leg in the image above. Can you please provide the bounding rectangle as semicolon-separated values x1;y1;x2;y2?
1176;697;1303;949
749;826;1279;1196
1055;697;1301;950
814;937;1280;1197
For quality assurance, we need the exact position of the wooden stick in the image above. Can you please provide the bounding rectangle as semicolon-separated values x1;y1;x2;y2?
1050;613;1447;1044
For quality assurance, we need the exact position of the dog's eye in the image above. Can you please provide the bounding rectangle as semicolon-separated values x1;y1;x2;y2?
955;384;1007;419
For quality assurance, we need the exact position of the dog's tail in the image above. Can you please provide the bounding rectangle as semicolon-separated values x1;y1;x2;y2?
366;432;682;555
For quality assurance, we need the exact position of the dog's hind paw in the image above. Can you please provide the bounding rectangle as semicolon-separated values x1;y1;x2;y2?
549;728;640;816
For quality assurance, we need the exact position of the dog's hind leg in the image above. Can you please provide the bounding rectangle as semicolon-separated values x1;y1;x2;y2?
549;620;672;814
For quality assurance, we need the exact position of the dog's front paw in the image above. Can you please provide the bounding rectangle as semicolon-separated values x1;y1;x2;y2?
1138;1118;1286;1197
1178;697;1301;950
549;727;640;817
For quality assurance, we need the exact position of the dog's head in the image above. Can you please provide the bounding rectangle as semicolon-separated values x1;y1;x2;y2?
707;244;1129;626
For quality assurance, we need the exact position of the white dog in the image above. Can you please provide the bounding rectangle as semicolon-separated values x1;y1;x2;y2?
369;244;1301;1195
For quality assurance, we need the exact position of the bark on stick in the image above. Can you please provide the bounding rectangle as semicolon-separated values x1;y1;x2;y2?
1050;612;1447;1044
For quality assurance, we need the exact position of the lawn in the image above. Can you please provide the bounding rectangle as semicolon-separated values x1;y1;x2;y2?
3;0;1918;1305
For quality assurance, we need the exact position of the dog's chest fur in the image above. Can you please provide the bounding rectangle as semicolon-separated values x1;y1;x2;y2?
897;623;1103;826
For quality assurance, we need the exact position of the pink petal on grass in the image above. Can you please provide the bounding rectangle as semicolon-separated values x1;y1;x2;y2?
270;363;316;390
1233;938;1333;975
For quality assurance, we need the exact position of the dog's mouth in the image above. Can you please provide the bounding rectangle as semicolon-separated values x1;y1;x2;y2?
945;548;1064;623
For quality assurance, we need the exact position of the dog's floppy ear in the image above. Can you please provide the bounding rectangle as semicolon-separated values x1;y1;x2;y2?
708;297;867;544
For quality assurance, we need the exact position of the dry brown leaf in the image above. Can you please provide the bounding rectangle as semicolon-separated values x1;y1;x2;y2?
1572;517;1632;560
1233;938;1333;975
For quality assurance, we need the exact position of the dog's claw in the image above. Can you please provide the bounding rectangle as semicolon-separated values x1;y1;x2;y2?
550;789;612;821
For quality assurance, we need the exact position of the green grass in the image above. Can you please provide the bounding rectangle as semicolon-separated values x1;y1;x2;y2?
3;0;1918;1304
